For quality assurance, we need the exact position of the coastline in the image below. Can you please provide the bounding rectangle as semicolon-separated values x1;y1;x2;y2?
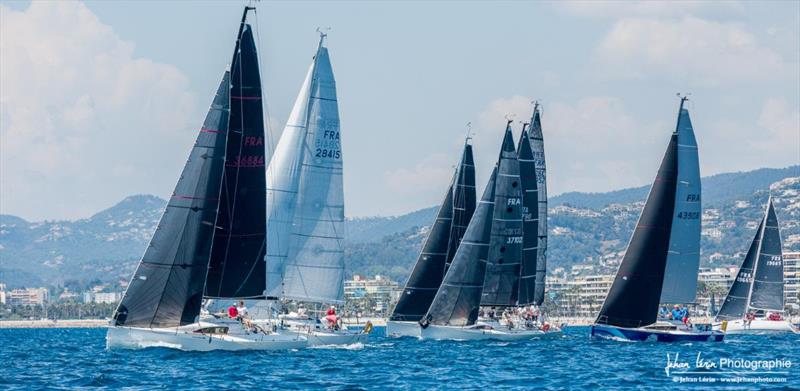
0;319;110;329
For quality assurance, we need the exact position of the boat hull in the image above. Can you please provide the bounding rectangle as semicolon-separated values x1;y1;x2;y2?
386;320;421;338
420;324;561;341
275;317;369;346
590;324;724;342
106;324;308;351
712;319;799;334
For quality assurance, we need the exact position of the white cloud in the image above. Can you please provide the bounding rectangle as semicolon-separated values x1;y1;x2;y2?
380;153;455;216
0;2;197;220
555;1;743;19
594;16;793;85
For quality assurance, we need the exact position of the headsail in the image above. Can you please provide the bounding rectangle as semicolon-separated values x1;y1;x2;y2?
517;124;539;305
424;169;497;327
265;52;316;300
660;98;701;304
481;123;523;307
596;133;678;328
390;179;454;322
113;72;231;327
748;198;784;312
445;143;477;274
528;104;548;305
205;14;267;299
391;142;475;322
281;38;346;304
715;219;762;320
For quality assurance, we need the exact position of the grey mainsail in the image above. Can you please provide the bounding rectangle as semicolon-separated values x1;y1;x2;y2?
423;169;497;327
280;38;346;304
481;123;523;307
517;124;539;305
748;198;785;312
528;104;548;306
715;219;762;320
660;98;701;304
112;72;231;327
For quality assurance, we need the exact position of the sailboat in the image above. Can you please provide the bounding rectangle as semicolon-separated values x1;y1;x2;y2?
386;141;476;338
713;198;798;334
419;122;559;341
591;97;724;342
263;31;365;346
107;7;307;351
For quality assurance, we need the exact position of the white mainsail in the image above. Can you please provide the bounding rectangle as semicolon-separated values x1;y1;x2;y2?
266;37;345;304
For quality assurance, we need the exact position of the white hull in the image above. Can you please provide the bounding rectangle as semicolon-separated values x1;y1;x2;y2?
106;322;307;351
420;324;561;341
713;319;799;334
271;317;369;346
386;320;421;338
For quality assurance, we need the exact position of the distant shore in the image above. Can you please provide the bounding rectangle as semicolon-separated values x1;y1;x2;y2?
0;319;110;328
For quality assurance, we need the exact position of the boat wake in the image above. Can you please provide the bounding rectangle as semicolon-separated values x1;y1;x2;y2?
310;342;364;350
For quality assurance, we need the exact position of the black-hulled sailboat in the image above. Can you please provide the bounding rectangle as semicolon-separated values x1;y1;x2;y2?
591;97;724;342
419;122;560;340
713;198;798;334
386;141;477;338
106;7;306;351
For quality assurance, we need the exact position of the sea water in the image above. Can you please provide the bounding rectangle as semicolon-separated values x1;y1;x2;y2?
0;326;797;389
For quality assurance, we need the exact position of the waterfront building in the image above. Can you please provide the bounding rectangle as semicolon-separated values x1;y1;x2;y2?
785;251;800;314
344;275;402;316
6;287;49;305
546;274;614;317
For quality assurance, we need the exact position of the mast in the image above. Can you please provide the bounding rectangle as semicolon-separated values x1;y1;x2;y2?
480;121;523;307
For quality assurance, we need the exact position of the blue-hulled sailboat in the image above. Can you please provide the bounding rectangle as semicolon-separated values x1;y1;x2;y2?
591;97;724;342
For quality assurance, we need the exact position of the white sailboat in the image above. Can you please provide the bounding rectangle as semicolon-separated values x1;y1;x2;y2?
264;31;367;346
107;7;307;351
713;198;799;334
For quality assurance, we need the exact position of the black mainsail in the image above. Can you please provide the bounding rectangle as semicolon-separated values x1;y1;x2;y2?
112;72;231;327
391;143;476;322
423;169;497;327
528;104;548;306
747;198;784;312
715;219;762;320
516;124;539;305
205;13;267;299
445;144;477;273
481;123;523;307
596;133;678;328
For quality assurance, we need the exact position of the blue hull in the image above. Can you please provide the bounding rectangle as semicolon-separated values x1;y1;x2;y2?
590;324;724;342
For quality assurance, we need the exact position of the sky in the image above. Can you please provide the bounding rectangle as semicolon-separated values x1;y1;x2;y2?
1;0;798;221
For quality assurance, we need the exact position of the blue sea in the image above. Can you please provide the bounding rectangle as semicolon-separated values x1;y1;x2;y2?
0;326;797;390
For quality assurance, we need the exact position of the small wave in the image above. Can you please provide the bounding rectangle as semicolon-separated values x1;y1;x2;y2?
310;342;365;350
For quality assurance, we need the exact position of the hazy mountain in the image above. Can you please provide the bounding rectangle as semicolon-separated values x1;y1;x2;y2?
0;166;797;288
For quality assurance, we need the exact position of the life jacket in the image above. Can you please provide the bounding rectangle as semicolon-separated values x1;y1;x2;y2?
228;306;238;318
